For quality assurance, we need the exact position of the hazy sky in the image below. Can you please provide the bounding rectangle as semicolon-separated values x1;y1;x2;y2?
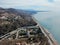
0;0;60;10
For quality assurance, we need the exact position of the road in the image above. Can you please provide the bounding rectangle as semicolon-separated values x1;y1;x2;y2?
0;26;38;41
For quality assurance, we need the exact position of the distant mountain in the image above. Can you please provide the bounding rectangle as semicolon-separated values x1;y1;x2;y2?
0;7;38;17
16;9;38;15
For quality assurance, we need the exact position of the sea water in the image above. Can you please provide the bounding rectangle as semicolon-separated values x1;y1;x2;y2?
33;11;60;44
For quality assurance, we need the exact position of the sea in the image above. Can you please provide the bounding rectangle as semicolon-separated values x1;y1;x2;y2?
33;11;60;44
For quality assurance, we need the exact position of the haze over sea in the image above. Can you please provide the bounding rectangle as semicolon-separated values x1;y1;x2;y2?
33;11;60;44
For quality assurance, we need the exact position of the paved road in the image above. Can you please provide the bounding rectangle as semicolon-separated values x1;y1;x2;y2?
0;26;38;41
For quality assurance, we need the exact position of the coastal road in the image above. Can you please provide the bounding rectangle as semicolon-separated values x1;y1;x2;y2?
32;16;59;45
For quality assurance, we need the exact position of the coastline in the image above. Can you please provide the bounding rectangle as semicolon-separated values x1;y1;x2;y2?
32;16;59;45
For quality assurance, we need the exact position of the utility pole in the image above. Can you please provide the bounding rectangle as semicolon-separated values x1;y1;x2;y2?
16;30;19;39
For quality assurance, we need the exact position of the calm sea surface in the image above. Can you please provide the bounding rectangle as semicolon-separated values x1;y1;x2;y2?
33;11;60;44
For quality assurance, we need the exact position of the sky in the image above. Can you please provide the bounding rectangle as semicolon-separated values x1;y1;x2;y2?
0;0;60;11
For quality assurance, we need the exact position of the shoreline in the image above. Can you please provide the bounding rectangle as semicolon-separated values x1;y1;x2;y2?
40;25;59;45
32;16;59;45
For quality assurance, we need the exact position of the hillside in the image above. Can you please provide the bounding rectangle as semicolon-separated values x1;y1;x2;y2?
0;8;37;36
